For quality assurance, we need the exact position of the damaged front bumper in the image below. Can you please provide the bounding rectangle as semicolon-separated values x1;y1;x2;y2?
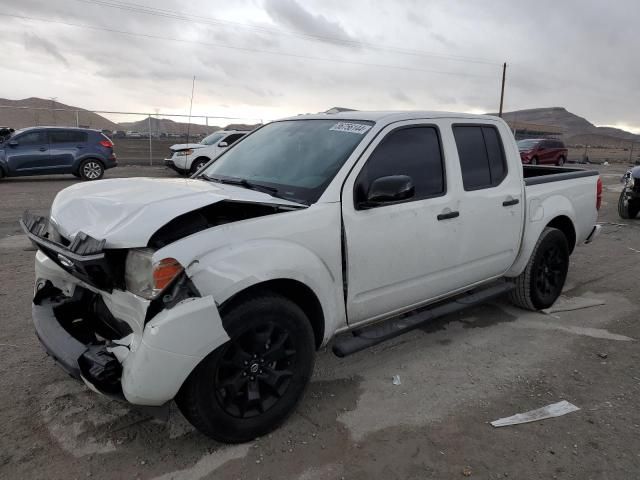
28;234;230;406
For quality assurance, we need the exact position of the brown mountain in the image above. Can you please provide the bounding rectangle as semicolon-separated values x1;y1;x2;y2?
0;97;119;130
0;97;259;134
496;107;640;146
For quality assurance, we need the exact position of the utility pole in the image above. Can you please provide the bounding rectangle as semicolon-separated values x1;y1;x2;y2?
49;97;57;125
148;115;153;166
498;62;507;117
186;76;196;148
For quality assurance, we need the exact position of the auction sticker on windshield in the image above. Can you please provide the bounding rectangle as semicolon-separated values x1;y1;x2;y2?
329;122;372;135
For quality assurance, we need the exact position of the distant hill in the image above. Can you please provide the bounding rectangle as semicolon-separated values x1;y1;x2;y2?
118;117;217;136
0;97;259;134
0;97;119;130
496;107;640;146
118;117;259;135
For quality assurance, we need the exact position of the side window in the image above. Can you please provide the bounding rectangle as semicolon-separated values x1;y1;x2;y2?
355;126;445;206
223;133;245;145
16;131;47;146
50;131;88;143
453;125;507;191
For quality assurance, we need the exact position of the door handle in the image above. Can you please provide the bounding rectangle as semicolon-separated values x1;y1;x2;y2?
502;198;520;207
39;147;47;152
437;210;460;221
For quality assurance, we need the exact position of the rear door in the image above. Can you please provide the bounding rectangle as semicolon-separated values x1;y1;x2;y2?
6;130;51;173
342;121;462;325
49;130;89;172
451;122;524;282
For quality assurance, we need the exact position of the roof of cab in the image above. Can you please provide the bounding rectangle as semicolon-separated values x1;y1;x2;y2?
280;110;502;124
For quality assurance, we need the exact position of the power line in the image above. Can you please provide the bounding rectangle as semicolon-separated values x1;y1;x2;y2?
0;12;496;79
75;0;502;66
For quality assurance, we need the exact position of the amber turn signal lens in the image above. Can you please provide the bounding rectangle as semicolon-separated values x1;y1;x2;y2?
153;258;183;291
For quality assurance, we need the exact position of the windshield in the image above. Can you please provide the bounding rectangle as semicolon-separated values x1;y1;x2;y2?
201;119;373;204
201;132;226;145
517;139;540;151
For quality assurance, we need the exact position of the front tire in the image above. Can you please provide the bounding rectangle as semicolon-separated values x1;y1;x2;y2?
531;157;539;165
618;190;640;219
509;227;569;311
176;293;315;443
556;156;565;166
190;157;210;174
79;159;104;180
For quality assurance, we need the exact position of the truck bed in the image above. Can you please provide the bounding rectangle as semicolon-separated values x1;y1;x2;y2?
523;165;598;186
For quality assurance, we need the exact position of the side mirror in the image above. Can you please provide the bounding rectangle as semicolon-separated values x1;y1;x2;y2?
218;141;228;148
359;175;415;208
8;140;18;147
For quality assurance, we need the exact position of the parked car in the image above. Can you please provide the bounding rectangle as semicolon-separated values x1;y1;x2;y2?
618;166;640;218
164;129;249;175
517;138;568;166
126;131;142;138
23;111;601;443
0;126;117;180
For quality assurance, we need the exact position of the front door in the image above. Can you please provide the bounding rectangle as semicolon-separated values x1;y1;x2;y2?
342;122;462;325
6;130;51;174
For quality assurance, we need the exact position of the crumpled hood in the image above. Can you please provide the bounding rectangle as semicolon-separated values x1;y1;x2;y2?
170;143;206;151
50;177;302;248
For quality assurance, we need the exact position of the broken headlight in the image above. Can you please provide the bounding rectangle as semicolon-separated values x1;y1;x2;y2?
124;248;183;300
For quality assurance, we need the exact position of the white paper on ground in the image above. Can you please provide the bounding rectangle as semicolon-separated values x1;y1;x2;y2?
490;400;580;427
542;296;605;314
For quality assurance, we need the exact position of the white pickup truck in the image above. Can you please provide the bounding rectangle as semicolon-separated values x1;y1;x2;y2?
23;111;602;443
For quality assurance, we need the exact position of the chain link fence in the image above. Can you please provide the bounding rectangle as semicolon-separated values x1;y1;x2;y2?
0;105;262;166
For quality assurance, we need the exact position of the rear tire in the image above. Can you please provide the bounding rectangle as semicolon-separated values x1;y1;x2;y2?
190;157;210;175
176;293;316;443
509;227;569;311
618;190;640;219
79;159;104;180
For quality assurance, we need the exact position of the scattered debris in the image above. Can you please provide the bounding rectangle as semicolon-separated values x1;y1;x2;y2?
628;247;640;254
603;161;610;166
597;352;608;359
462;466;472;476
0;343;19;348
392;375;401;386
542;296;605;314
490;400;580;427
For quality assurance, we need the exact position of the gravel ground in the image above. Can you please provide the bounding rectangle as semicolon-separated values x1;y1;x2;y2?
0;164;639;479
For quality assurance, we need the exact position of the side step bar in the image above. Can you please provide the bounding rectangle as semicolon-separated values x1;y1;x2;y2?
332;282;515;357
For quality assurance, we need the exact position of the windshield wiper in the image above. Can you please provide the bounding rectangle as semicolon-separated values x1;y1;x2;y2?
203;175;279;195
202;175;309;206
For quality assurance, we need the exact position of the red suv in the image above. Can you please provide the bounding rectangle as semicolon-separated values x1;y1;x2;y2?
517;138;567;166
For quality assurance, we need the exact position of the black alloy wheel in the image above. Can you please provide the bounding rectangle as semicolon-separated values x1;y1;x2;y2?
215;322;296;418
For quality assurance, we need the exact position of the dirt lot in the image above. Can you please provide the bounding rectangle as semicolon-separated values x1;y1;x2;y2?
1;165;639;479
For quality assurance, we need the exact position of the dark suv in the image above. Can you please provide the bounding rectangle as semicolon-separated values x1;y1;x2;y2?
517;138;568;166
0;127;117;180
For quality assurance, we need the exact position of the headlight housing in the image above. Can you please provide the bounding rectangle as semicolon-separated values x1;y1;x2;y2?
125;248;183;299
176;149;194;156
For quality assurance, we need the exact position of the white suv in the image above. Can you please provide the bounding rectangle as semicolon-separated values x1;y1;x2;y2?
164;130;248;175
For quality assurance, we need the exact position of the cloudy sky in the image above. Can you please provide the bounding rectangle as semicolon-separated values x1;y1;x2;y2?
1;0;639;130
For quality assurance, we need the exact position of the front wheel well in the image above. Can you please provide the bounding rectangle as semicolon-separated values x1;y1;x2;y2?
546;215;576;254
219;279;325;349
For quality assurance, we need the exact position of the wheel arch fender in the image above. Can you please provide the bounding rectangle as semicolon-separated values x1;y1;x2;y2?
173;238;343;347
73;155;105;172
507;195;577;277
